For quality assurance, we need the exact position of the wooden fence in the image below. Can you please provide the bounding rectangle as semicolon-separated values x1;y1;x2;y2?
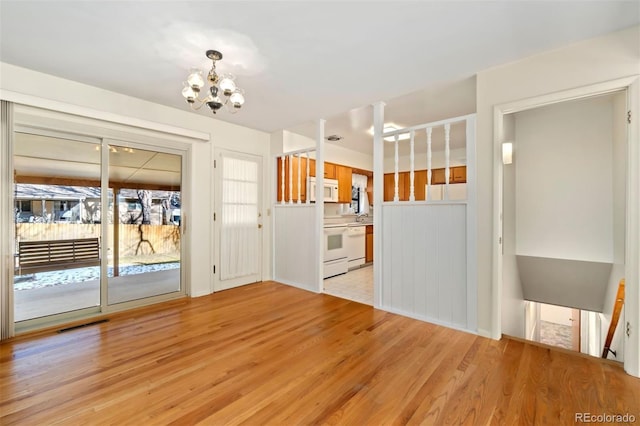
16;223;180;257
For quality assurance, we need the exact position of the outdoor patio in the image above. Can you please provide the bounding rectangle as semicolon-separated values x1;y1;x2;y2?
14;254;181;322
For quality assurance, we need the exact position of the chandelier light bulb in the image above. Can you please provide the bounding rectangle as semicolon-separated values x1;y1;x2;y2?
181;82;196;103
230;91;245;107
187;68;205;90
219;74;237;96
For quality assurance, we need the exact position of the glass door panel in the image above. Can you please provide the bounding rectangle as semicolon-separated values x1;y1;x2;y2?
13;133;101;322
107;144;181;304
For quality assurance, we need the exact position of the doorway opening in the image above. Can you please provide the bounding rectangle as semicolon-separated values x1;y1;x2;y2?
525;301;581;351
495;77;639;375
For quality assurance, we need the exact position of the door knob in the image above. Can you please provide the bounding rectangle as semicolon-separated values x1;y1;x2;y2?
258;224;262;229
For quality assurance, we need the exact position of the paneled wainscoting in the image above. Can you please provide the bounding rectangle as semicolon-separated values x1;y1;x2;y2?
1;282;637;425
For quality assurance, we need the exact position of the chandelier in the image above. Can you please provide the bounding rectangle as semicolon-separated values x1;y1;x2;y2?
181;49;246;114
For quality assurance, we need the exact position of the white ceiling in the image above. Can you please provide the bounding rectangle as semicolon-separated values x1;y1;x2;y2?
1;1;638;151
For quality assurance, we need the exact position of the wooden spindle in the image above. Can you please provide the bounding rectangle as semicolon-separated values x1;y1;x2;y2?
394;134;399;202
409;129;415;201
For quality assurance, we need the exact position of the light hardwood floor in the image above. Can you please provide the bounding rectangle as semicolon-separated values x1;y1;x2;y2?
1;281;638;425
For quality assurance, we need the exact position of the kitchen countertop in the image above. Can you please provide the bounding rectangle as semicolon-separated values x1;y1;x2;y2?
323;215;373;228
324;221;373;228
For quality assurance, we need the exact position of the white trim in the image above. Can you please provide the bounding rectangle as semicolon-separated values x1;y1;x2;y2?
495;76;636;115
0;90;210;141
382;113;476;139
315;119;325;293
625;79;640;377
0;101;15;340
372;101;385;309
274;278;322;294
380;305;478;336
477;328;493;338
466;115;478;332
210;139;216;295
100;139;109;310
492;106;504;340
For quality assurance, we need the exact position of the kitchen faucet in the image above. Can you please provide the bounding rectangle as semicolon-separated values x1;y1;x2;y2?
356;213;369;222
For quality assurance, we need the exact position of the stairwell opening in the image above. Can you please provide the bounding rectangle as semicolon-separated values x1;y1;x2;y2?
500;91;627;362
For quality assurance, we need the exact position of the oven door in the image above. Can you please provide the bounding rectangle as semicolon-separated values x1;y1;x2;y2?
324;226;347;262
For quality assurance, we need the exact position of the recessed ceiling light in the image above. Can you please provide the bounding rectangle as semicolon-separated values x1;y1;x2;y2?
326;135;343;142
368;124;410;142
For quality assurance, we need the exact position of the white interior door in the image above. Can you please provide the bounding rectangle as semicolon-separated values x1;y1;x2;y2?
213;149;263;291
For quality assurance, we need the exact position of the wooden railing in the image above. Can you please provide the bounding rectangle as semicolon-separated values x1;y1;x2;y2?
384;114;474;203
602;278;625;358
276;148;316;205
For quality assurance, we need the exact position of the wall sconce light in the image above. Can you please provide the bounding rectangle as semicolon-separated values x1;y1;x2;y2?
502;142;513;165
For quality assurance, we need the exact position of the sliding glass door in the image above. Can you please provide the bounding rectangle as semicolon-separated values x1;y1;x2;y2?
107;143;181;304
13;131;184;328
13;132;102;322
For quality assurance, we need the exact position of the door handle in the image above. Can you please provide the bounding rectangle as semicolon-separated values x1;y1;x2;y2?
258;224;262;229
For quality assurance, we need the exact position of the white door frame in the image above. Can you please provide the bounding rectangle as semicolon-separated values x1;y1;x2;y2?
212;148;264;291
492;75;640;377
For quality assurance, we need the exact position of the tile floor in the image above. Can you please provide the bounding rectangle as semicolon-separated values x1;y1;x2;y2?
539;320;573;350
323;265;373;305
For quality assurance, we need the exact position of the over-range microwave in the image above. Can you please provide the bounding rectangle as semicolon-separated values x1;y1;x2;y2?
308;177;339;202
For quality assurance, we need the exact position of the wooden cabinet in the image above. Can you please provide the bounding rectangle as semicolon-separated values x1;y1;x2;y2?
307;159;337;180
450;166;466;183
335;165;352;203
383;172;407;201
323;163;336;179
384;167;467;201
365;225;373;263
277;156;310;202
402;170;427;201
308;158;316;177
431;168;446;185
277;158;360;203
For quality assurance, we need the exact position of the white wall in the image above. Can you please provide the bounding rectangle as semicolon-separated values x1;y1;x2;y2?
273;205;318;291
514;96;614;262
1;62;271;298
381;203;471;331
598;91;629;361
476;25;640;339
540;303;573;326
